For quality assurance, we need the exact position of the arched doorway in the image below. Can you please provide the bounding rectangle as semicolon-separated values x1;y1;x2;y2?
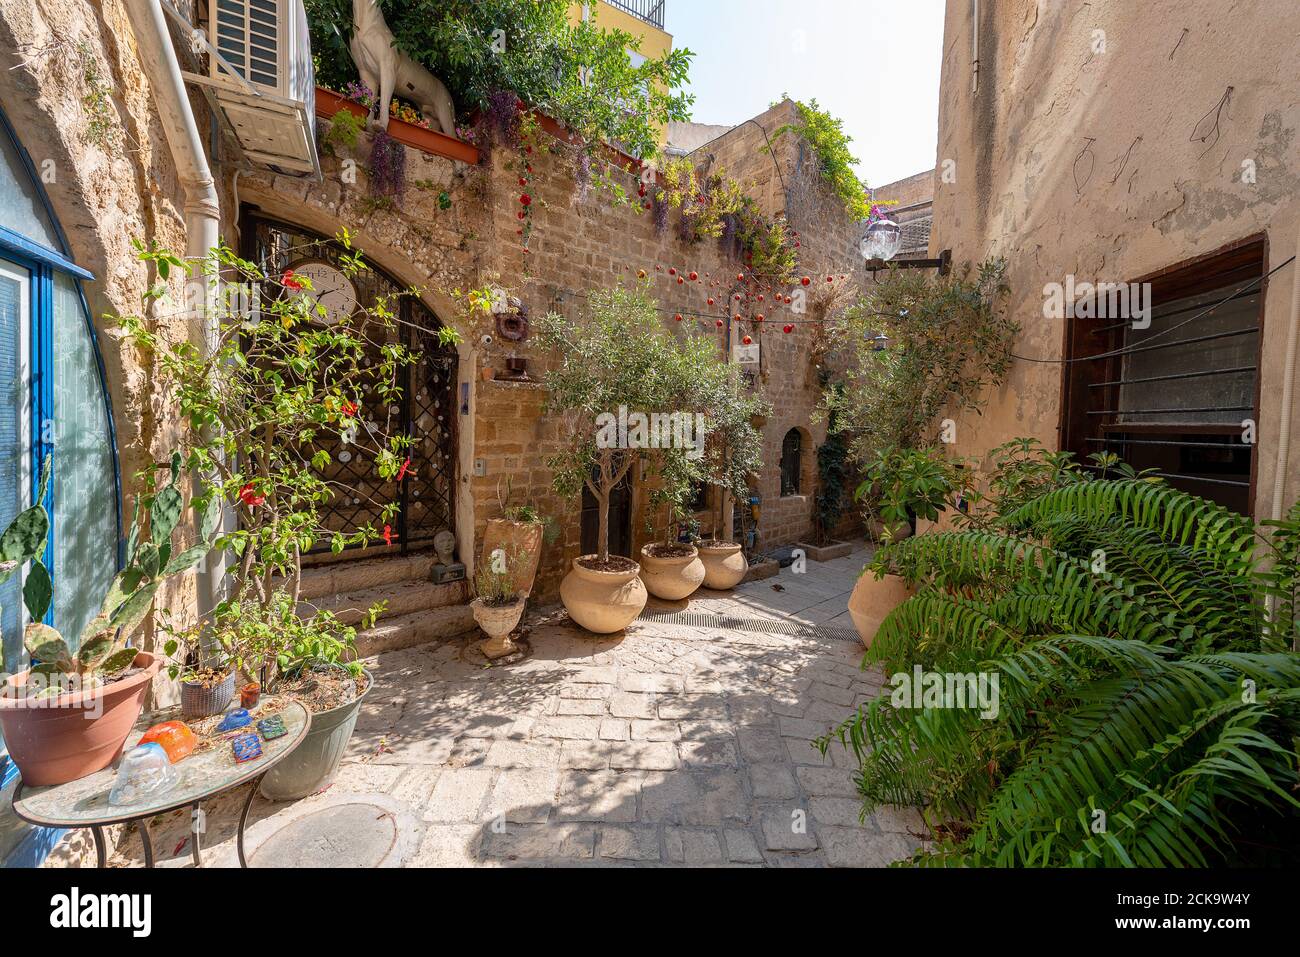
241;214;459;556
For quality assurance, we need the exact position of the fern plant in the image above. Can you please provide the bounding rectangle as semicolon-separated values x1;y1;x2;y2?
823;460;1300;867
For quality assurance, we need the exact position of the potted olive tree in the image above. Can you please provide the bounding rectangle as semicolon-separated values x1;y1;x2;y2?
538;284;715;633
639;451;707;602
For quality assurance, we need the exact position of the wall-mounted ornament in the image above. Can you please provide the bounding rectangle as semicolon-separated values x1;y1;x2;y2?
495;298;530;343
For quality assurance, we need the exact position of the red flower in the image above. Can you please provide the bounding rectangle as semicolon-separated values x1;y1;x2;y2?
238;483;265;508
342;400;358;417
282;269;304;291
519;177;528;187
674;314;683;322
519;194;532;206
383;525;394;547
397;457;412;482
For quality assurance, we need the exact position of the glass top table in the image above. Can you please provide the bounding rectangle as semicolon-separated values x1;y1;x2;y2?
12;697;310;867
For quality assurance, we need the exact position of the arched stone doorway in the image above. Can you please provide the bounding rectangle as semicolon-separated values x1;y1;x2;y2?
241;214;459;557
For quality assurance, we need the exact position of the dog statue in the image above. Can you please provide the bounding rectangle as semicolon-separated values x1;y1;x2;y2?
349;0;456;136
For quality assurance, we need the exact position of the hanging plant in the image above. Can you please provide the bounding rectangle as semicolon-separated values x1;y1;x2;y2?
370;130;406;203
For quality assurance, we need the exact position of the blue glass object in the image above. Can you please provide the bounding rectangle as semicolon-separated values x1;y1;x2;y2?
257;715;287;740
216;709;252;733
231;733;263;763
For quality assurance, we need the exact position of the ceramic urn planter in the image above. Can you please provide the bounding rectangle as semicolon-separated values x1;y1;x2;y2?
847;572;915;649
560;557;648;635
639;544;706;601
698;542;748;591
471;597;527;659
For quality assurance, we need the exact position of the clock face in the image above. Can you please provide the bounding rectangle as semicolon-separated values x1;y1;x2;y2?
289;259;358;325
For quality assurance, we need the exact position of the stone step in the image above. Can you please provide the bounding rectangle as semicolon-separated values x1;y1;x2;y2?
355;606;478;658
298;578;469;627
297;554;437;602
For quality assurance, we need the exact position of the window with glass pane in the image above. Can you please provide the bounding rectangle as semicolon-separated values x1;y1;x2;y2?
0;262;29;673
51;272;116;644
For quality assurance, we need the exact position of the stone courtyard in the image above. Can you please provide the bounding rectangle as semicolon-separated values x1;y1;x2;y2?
105;549;927;868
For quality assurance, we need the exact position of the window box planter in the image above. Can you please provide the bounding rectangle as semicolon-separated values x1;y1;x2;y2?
315;87;480;166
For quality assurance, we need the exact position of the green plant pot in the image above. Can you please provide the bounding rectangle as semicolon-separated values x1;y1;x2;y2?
258;669;373;802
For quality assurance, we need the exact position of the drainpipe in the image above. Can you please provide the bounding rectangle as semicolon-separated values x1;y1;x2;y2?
1270;230;1300;648
124;0;224;619
971;0;980;95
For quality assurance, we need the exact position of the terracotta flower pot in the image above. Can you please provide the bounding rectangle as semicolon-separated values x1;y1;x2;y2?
639;544;705;601
560;557;647;635
472;597;527;659
0;652;161;787
847;573;915;649
481;519;544;597
698;542;748;591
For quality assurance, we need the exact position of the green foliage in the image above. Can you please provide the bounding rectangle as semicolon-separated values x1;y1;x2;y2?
306;0;694;164
813;397;851;547
822;463;1300;868
321;108;364;154
116;236;417;608
772;98;872;220
857;444;959;541
823;259;1015;466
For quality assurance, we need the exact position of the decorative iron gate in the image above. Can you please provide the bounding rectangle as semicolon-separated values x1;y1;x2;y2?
243;216;458;554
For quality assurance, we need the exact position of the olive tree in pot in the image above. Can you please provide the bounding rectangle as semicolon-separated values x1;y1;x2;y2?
696;366;768;591
538;284;716;633
0;456;216;786
640;452;707;602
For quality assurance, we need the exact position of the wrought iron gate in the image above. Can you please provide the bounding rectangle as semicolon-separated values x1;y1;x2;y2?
243;216;458;554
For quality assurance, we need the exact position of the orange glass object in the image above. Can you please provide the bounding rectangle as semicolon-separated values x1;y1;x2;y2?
138;721;198;764
241;683;261;709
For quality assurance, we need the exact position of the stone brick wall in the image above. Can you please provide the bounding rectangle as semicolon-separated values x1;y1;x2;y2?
241;96;877;601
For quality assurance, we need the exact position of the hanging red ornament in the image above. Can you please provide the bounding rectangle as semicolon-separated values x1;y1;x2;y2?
689;272;698;281
742;335;753;345
707;298;715;306
755;314;764;322
674;314;683;322
783;324;794;334
801;277;811;286
715;319;724;328
668;268;677;276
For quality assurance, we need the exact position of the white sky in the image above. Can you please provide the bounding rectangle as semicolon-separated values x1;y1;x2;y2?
663;0;946;188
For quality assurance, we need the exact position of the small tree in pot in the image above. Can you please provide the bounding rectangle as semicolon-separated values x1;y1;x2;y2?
538;283;717;632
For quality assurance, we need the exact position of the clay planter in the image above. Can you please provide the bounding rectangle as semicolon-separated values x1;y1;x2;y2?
560;557;647;635
472;597;527;659
181;670;236;719
0;652;161;787
698;542;749;591
481;519;544;597
315;87;481;164
639;544;705;601
847;573;915;649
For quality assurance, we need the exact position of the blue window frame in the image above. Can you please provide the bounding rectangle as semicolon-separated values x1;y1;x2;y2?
0;108;122;822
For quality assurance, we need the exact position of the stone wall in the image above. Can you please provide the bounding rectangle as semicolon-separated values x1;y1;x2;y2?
931;0;1300;520
242;97;877;600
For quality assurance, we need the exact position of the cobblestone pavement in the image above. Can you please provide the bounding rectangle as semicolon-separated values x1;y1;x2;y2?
108;548;925;868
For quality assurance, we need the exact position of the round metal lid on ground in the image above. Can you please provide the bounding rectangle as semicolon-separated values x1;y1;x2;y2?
240;793;424;868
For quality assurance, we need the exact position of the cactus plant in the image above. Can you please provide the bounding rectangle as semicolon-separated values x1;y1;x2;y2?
2;454;215;699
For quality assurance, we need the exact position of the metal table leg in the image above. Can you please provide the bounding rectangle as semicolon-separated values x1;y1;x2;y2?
190;801;203;868
236;775;264;869
139;818;155;868
90;825;107;868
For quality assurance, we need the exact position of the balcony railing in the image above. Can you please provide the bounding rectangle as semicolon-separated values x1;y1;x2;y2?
604;0;666;30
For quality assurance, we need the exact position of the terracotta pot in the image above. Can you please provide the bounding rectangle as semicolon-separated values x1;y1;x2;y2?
698;542;748;591
639;544;705;601
847;573;915;649
868;519;914;543
472;597;527;659
560;557;647;635
481;519;544;597
0;652;160;787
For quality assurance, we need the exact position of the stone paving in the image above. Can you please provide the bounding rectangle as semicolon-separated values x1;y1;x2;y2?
107;547;926;868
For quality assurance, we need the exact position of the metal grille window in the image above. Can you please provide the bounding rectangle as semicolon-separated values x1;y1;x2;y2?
780;428;803;497
1061;239;1265;514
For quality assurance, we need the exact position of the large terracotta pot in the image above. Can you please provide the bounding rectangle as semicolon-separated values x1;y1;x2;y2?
847;573;915;649
481;519;544;597
0;652;161;787
639;544;705;601
698;542;748;591
471;597;527;659
560;557;647;635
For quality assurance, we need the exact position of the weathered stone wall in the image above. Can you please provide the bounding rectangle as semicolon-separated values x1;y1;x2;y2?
932;0;1300;520
243;97;876;600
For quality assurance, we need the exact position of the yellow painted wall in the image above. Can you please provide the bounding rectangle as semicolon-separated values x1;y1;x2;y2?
568;1;673;60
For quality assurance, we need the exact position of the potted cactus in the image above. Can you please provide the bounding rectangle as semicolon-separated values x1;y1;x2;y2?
0;455;216;786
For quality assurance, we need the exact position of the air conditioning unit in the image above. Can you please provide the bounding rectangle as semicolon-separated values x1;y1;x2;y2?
178;0;320;176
